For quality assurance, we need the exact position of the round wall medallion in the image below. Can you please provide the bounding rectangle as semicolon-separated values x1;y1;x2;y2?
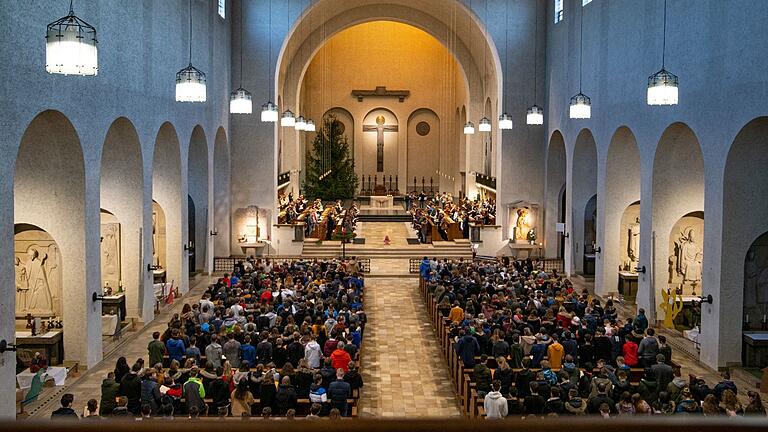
416;121;430;136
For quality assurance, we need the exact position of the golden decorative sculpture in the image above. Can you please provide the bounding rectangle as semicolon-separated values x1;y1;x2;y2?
660;288;684;329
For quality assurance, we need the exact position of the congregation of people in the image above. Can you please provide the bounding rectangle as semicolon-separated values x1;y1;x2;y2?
53;258;366;420
277;193;358;240
419;257;767;418
408;192;496;243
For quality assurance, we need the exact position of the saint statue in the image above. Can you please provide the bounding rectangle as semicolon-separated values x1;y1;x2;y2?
15;256;29;312
515;208;530;241
745;248;761;306
676;226;703;283
23;246;53;315
628;217;640;263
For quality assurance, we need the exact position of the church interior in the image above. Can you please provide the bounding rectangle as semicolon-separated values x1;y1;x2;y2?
1;0;768;424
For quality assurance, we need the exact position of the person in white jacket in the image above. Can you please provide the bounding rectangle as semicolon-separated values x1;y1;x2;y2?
484;380;508;419
304;334;323;369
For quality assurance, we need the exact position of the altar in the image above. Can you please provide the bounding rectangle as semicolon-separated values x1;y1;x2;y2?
507;241;541;259
15;330;64;366
743;331;768;367
370;195;394;208
101;294;126;321
618;271;638;302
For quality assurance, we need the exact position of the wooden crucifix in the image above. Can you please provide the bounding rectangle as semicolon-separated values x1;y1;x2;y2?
363;115;398;172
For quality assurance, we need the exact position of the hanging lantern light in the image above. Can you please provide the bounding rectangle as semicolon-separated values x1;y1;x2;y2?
230;88;252;114
647;0;678;106
295;116;307;131
176;0;206;102
498;113;513;130
569;93;591;119
229;0;252;113
526;105;544;125
260;101;278;122
463;121;476;135
305;119;316;132
260;0;277;121
176;65;207;103
647;69;678;105
281;110;296;127
46;0;98;76
478;117;492;132
569;5;590;119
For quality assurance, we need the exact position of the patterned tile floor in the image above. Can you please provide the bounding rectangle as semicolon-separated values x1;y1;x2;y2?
358;262;462;417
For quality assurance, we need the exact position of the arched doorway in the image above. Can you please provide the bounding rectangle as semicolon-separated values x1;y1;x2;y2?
152;123;184;293
187;125;209;274
723;117;768;366
571;129;597;275
213;127;231;259
100;117;146;318
14;110;97;366
650;123;704;321
544;131;566;259
600;126;641;297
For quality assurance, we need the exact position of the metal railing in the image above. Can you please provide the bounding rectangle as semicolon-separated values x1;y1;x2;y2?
213;257;370;274
407;257;564;274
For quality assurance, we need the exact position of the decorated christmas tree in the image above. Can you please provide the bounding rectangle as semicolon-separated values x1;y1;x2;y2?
303;115;359;200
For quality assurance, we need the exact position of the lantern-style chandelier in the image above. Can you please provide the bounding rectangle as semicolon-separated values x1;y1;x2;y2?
230;0;252;113
46;0;98;76
478;117;492;132
647;0;678;106
569;2;590;119
526;0;543;125
281;110;296;127
176;0;206;102
498;1;512;129
261;0;278;121
463;121;476;135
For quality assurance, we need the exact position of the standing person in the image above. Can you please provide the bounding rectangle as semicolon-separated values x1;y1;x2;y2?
140;371;162;414
328;368;352;416
183;367;207;416
657;335;673;365
455;329;480;368
304;334;323;369
51;393;79;420
205;334;223;369
99;372;120;416
633;308;649;333
637;328;659;368
223;333;242;368
165;329;186;364
547;334;565;369
147;331;166;367
651;354;674;391
119;363;143;415
231;379;255;417
484;380;508;419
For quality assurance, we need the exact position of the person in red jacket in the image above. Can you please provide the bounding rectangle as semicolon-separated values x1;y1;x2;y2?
330;341;353;372
622;336;639;367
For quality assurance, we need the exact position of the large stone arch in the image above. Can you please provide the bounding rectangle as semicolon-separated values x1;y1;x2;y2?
13;110;100;366
722;117;768;365
544;131;566;258
570;129;598;274
100;117;147;319
187;125;209;274
213;127;231;259
152;122;185;294
650;123;705;320
599;126;641;296
276;0;502;203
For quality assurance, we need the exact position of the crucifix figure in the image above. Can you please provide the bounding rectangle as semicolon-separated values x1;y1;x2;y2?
363;115;398;172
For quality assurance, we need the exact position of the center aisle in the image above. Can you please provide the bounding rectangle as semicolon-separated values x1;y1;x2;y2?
358;258;462;417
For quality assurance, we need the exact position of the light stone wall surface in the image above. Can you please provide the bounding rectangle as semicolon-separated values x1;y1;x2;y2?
544;0;768;368
0;0;231;417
